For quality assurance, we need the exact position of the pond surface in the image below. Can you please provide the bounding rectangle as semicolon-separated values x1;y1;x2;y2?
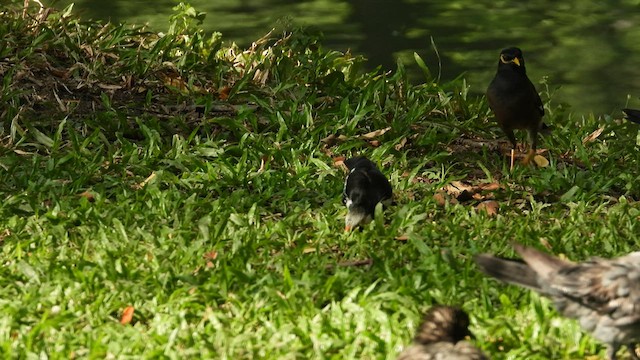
57;0;640;115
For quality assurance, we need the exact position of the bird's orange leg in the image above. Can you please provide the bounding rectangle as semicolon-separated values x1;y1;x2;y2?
522;149;536;165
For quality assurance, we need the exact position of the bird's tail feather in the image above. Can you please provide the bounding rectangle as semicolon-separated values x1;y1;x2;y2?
623;108;640;124
512;242;572;279
474;254;542;291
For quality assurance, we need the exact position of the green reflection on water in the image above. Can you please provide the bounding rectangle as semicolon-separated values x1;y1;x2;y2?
55;0;640;115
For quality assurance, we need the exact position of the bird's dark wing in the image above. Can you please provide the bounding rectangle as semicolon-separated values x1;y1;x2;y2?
549;255;640;321
529;80;544;117
367;169;392;204
623;108;640;124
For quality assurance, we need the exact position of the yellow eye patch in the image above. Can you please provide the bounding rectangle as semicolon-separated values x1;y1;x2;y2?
500;54;521;66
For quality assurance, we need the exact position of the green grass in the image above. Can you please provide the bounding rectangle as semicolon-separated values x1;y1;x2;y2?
1;3;640;359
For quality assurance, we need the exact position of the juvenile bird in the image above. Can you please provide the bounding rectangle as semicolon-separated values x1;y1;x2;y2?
486;47;546;169
623;108;640;124
342;156;392;231
397;305;488;360
475;242;640;360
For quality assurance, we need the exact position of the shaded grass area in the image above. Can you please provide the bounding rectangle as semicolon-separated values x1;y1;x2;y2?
1;3;640;359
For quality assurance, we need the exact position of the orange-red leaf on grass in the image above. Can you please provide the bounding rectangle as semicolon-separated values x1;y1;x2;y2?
218;86;231;100
203;251;218;260
433;192;448;206
120;306;134;325
478;182;501;191
476;200;499;216
78;191;95;202
332;156;345;168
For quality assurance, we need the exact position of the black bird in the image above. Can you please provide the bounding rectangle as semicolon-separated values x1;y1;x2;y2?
475;242;640;360
342;156;392;231
396;306;488;360
487;47;546;168
623;108;640;124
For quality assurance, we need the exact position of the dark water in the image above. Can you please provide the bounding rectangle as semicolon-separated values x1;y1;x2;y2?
56;0;640;115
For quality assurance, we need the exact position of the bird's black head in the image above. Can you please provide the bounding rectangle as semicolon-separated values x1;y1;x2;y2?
413;305;473;345
497;47;526;74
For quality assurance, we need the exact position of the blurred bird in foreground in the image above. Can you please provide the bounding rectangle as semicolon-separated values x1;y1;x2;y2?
475;242;640;360
623;108;640;124
342;156;392;231
487;47;548;169
396;305;488;360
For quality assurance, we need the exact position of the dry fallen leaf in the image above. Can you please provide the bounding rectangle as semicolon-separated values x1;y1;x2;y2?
395;234;409;242
332;156;346;168
97;83;123;91
133;172;157;190
444;181;474;197
533;155;549;167
442;180;502;203
368;140;381;147
253;68;270;85
479;182;501;191
320;134;348;147
582;126;605;145
539;238;552;250
476;200;499;216
433;192;448;206
257;156;270;173
359;127;391;140
0;229;10;243
302;247;316;254
120;306;134;325
394;137;407;151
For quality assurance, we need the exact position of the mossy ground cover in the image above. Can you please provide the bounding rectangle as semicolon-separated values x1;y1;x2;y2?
1;3;639;359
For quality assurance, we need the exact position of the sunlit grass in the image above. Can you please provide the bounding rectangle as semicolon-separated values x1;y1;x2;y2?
0;3;639;359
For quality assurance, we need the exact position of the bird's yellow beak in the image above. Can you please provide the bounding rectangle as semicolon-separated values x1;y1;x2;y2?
500;55;521;67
